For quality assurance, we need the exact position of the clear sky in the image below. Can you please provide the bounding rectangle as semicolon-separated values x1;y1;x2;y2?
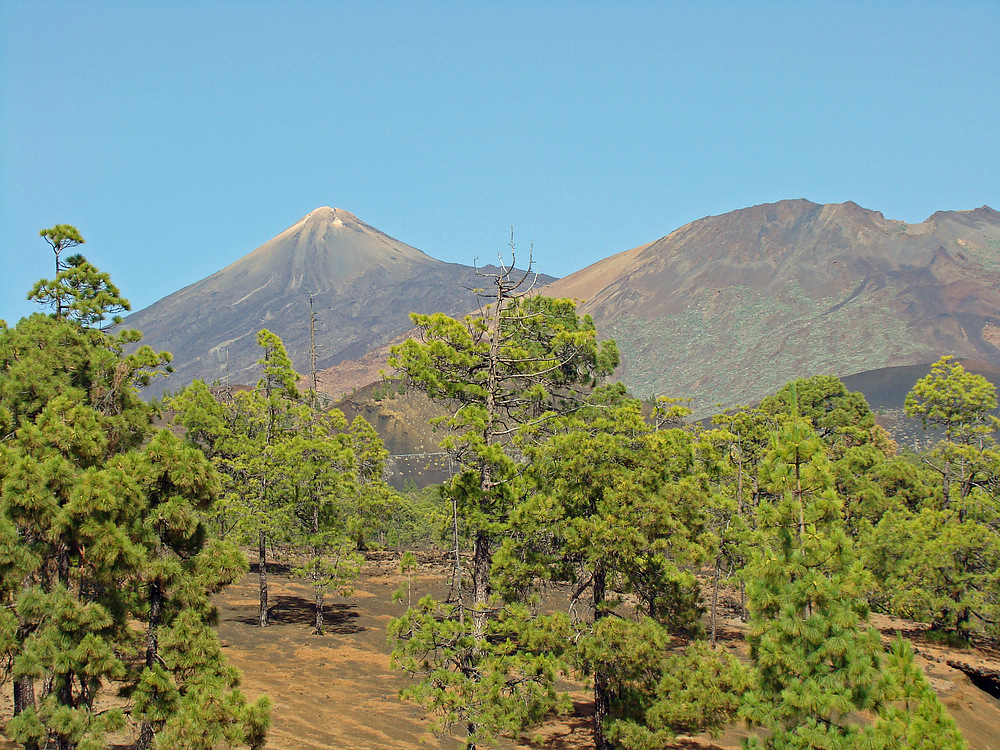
2;0;998;326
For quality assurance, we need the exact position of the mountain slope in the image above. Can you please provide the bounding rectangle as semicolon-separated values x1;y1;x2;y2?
540;199;1000;415
125;207;554;391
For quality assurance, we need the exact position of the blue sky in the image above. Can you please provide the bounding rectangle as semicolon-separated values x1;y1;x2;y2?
2;0;998;326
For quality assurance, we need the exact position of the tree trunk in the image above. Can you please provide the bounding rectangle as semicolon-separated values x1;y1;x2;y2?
57;542;70;587
593;560;610;750
736;456;744;515
711;554;722;647
472;530;491;639
259;531;269;627
13;594;36;718
314;583;324;635
942;462;951;510
13;677;35;715
136;579;163;749
145;580;162;666
136;718;155;749
56;676;75;750
471;285;501;641
957;607;971;640
594;668;611;750
13;679;39;750
312;508;323;635
452;491;463;611
795;445;804;541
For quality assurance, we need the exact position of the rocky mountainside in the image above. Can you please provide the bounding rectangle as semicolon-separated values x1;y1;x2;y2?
128;199;1000;427
124;207;554;392
540;200;1000;416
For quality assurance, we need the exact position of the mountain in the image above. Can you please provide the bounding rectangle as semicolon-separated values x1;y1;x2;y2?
124;207;555;392
129;199;1000;424
539;199;1000;416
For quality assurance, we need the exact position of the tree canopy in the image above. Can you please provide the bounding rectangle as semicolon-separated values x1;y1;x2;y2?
0;232;269;750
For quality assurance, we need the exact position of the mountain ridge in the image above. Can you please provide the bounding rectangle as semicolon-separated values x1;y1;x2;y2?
539;199;1000;415
125;198;1000;421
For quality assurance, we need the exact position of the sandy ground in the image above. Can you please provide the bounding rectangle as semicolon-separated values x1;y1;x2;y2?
3;552;1000;749
213;552;461;750
215;553;1000;750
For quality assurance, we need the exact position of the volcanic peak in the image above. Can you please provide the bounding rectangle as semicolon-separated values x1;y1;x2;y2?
282;206;381;241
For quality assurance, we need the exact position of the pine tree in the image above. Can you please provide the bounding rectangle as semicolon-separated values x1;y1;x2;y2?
707;405;781;624
1;238;269;749
283;409;362;635
856;356;1000;642
869;636;966;749
739;418;890;750
35;224;85;322
172;329;366;633
387;261;617;748
172;330;306;627
496;389;721;749
600;636;749;750
28;254;130;328
126;430;265;749
905;355;1000;510
760;375;876;451
345;416;402;551
864;506;1000;642
1;312;164;750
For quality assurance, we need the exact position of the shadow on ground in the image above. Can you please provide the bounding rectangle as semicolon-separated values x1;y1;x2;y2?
231;594;363;634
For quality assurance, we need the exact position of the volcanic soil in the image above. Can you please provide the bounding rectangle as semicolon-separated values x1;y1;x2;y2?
203;552;1000;750
3;552;1000;749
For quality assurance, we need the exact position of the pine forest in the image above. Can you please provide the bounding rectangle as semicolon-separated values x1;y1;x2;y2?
4;225;998;750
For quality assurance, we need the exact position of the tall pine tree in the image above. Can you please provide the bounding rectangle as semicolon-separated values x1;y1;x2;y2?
0;231;268;750
740;411;966;749
387;259;617;748
739;416;889;749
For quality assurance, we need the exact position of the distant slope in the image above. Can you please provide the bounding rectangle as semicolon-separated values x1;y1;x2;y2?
841;359;1000;450
842;359;1000;414
540;200;1000;416
124;207;554;392
334;382;456;490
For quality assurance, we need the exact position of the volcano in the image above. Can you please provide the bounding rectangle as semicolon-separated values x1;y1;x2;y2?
125;207;553;391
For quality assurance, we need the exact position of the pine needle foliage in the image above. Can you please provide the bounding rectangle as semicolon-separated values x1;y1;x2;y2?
387;262;618;748
740;418;891;750
740;413;967;750
859;356;1000;642
1;238;269;750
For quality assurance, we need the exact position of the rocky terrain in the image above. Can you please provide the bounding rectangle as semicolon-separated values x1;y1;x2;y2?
124;207;553;393
541;200;1000;416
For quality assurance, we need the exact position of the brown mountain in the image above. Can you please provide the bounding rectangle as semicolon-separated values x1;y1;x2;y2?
125;207;554;392
302;200;1000;487
539;199;1000;416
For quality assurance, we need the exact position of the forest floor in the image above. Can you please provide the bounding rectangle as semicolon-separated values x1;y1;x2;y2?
2;550;1000;749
